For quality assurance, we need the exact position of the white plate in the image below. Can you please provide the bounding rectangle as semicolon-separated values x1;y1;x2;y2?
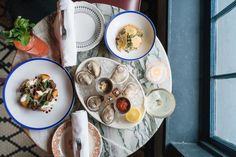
3;58;75;130
74;57;146;129
104;11;156;61
52;121;102;157
74;1;105;51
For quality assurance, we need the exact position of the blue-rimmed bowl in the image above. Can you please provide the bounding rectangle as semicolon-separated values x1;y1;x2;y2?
104;11;156;61
3;58;75;130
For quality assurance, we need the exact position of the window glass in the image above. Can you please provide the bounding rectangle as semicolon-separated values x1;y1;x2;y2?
215;0;234;15
215;7;236;75
214;78;236;146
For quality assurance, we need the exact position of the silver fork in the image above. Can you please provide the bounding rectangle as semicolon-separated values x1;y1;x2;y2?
61;10;67;40
76;138;82;157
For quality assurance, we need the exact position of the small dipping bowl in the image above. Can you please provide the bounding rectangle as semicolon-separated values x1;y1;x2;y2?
115;97;131;114
96;78;113;95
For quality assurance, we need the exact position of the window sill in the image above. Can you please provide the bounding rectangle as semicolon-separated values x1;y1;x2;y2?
166;142;215;157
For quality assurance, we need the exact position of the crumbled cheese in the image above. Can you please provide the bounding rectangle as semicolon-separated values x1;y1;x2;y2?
20;94;28;102
36;88;51;96
40;99;56;111
27;79;37;86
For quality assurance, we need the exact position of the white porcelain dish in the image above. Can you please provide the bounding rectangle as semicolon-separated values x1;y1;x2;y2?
3;58;75;130
52;121;102;157
74;57;146;129
104;11;156;61
74;1;105;51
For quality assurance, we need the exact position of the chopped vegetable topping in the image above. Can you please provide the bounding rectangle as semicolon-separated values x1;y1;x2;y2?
116;25;143;52
18;74;58;112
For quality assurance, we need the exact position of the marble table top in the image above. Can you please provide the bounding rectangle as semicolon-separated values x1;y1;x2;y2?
12;3;172;157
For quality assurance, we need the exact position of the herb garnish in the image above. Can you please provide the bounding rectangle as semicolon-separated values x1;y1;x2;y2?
0;16;35;46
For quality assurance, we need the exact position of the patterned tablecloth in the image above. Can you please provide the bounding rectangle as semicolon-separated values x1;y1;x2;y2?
10;3;172;157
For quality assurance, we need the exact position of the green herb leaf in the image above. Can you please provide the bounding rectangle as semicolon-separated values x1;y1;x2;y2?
26;94;33;102
43;80;50;89
43;101;49;106
20;32;30;46
136;31;143;37
0;16;35;45
25;82;30;87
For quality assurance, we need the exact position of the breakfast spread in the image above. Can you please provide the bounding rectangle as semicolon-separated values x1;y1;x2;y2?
18;74;58;113
116;25;143;52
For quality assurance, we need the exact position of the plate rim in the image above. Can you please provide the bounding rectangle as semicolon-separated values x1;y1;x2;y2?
104;10;156;61
74;1;105;51
2;58;75;130
51;120;103;157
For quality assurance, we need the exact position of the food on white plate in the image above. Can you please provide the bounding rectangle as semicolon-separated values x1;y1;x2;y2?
86;60;101;78
100;105;115;124
76;71;94;85
86;95;104;112
123;82;138;98
18;74;58;113
116;24;143;52
111;64;129;84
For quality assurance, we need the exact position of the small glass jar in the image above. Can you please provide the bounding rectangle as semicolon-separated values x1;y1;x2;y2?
145;88;176;118
14;33;49;57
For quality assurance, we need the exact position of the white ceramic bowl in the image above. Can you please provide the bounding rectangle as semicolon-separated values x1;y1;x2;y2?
104;11;156;61
3;58;75;130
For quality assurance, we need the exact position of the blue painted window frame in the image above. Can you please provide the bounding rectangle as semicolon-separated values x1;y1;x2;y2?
210;0;236;152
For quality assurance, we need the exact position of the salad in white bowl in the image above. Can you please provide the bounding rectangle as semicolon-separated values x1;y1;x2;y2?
104;11;156;61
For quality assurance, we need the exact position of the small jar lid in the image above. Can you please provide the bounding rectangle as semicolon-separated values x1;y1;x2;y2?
145;88;176;118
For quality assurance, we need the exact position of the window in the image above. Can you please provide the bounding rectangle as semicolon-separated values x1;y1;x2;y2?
210;0;236;152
